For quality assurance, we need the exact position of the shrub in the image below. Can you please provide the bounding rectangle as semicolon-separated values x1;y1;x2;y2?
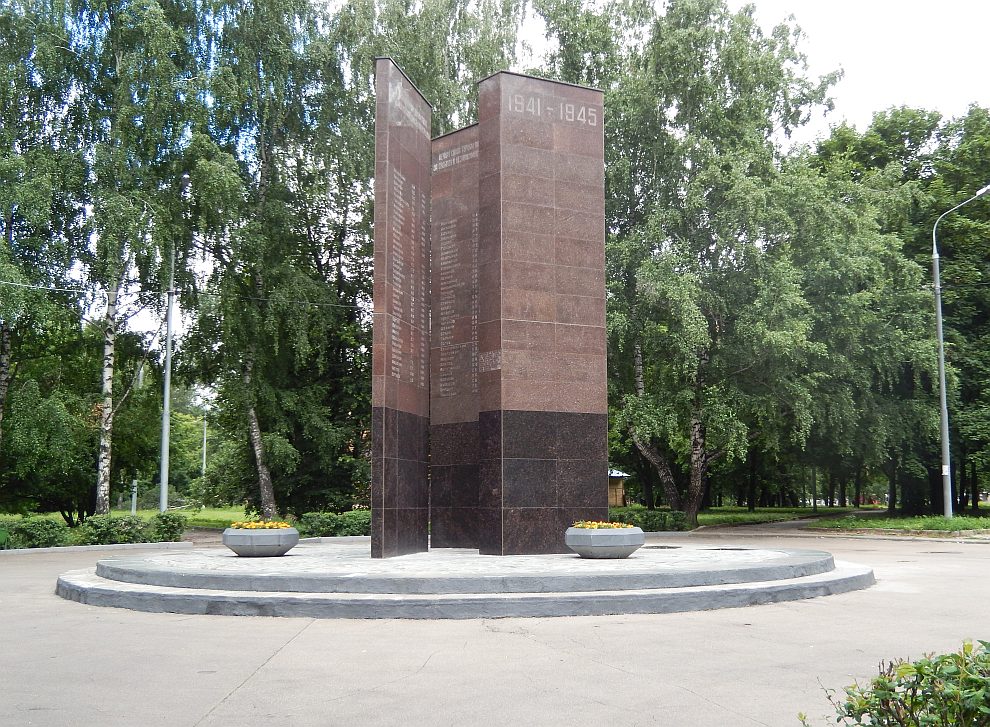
295;512;340;537
336;509;371;536
801;641;990;726
296;509;371;537
608;507;690;532
7;517;70;548
148;512;188;542
77;515;149;545
0;517;17;549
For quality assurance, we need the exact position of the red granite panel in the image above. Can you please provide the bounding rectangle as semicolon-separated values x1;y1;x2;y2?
501;319;555;352
555;324;607;355
504;232;554;263
555;235;604;269
553;381;608;414
501;349;558;381
430;125;480;428
448;71;606;554
504;201;555;234
502;288;555;322
477;319;501;355
371;58;432;558
555;265;605;296
555;208;602;241
556;294;606;326
555;353;606;384
500;380;557;412
479;370;502;411
502;174;554;207
503;114;553;149
553;152;605;185
502;259;555;294
554;180;605;215
553;122;604;158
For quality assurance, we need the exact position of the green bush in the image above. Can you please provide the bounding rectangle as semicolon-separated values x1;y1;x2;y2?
608;506;690;531
801;641;990;726
7;517;70;548
337;509;371;535
296;509;371;537
0;517;17;549
295;512;339;537
77;515;149;545
148;512;188;542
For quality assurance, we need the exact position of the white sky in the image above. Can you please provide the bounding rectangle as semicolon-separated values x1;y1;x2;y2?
729;0;990;147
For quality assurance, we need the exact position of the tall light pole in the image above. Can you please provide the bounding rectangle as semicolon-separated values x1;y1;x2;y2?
932;182;990;519
159;172;190;512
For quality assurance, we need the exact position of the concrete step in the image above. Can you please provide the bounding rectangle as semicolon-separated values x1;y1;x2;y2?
56;548;874;619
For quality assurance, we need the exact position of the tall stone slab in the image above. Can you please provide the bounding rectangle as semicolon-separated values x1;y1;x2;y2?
475;73;608;555
371;58;432;558
429;125;481;547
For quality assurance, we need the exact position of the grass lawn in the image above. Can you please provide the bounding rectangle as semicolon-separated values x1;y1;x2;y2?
696;506;853;527
808;513;990;532
108;507;248;529
3;507;251;530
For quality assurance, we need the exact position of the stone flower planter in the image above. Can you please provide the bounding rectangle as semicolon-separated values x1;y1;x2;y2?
564;526;645;559
222;527;300;557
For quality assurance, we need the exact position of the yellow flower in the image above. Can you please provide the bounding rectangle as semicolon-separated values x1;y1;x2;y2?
572;520;634;529
230;520;293;529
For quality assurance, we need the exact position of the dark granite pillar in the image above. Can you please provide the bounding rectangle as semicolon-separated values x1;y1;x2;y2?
476;72;608;555
429;125;481;547
371;58;432;558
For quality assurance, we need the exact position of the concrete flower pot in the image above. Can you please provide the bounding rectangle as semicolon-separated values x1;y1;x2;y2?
564;526;645;559
222;527;300;557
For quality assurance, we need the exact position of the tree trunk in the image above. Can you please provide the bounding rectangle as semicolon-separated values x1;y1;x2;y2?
243;354;277;519
839;476;847;508
630;342;681;510
0;320;12;457
826;470;835;507
972;461;980;513
958;452;969;511
747;449;757;512
811;465;818;513
854;466;863;508
95;282;119;515
887;456;897;514
684;409;707;528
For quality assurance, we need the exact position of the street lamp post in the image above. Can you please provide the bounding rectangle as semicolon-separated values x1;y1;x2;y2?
931;182;990;519
159;172;190;512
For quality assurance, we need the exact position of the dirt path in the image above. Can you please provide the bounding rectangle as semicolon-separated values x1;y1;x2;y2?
181;527;223;546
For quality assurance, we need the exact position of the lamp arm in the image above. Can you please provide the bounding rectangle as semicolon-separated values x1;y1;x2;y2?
933;183;990;256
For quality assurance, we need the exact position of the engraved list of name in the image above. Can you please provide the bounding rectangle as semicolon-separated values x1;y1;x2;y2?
432;138;479;401
386;83;429;391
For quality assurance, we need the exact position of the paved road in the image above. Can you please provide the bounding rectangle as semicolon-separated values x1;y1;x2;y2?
2;531;988;726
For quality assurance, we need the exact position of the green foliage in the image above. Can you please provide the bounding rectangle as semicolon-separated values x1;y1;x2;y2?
3;0;988;522
802;641;990;726
608;506;688;531
7;517;70;548
76;515;150;545
295;509;371;537
147;512;188;542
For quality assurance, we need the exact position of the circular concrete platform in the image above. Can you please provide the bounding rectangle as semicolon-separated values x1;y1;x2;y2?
56;541;874;619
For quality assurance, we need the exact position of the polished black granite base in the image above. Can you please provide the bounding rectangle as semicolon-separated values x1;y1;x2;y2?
371;407;430;557
478;410;608;555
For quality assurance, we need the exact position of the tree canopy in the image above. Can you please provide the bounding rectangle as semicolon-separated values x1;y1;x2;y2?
1;0;986;523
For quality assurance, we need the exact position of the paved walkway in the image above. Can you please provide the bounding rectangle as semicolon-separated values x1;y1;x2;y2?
3;530;989;726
